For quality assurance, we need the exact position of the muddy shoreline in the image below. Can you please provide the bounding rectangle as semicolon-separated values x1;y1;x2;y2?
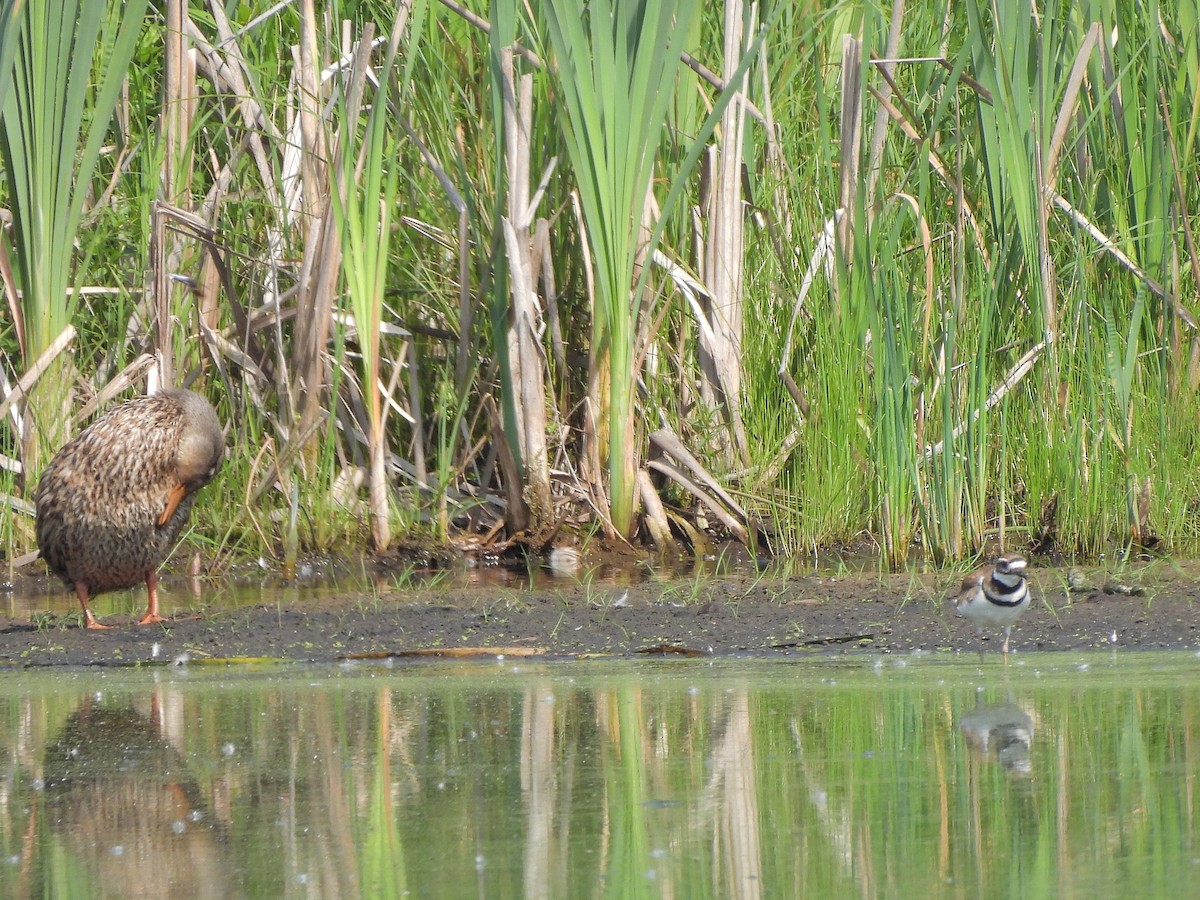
1;561;1196;667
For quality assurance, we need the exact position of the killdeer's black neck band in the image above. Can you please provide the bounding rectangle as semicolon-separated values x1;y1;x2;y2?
984;584;1028;607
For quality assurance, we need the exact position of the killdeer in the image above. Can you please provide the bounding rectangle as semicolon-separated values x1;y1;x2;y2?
954;552;1031;658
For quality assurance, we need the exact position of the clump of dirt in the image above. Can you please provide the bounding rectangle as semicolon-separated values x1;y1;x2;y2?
0;562;1196;667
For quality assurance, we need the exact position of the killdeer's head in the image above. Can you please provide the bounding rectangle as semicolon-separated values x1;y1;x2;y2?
993;553;1028;579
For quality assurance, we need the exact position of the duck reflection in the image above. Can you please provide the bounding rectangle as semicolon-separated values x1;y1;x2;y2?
958;700;1035;777
42;702;230;898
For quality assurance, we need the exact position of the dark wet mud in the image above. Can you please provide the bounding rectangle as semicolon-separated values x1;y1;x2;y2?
0;562;1196;667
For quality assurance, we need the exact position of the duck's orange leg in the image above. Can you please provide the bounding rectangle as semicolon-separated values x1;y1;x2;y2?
138;570;167;625
74;582;110;630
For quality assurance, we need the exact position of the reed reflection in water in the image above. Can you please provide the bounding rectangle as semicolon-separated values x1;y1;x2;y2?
0;656;1195;897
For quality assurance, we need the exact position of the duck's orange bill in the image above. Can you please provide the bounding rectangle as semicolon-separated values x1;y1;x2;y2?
158;482;188;526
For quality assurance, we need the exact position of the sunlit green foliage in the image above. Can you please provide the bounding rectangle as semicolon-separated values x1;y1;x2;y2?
0;0;1198;564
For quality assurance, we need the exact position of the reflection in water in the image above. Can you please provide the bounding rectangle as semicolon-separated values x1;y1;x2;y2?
520;683;556;900
42;700;230;899
710;692;762;899
955;696;1040;898
958;700;1036;776
0;658;1196;897
3;548;754;621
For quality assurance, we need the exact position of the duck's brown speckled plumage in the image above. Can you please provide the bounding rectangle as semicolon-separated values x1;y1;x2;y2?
35;389;224;629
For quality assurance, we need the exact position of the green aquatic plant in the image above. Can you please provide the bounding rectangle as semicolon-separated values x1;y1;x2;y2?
0;1;1198;564
539;0;705;537
1;0;147;473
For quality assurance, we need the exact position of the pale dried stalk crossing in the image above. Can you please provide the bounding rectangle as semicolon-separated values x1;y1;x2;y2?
697;0;752;465
500;47;553;534
289;0;340;467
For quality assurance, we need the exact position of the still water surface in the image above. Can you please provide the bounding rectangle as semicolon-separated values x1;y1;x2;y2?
0;653;1196;898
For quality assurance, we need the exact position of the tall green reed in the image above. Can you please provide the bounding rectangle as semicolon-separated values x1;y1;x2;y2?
0;0;147;474
863;218;920;567
964;0;1062;350
753;0;1200;558
540;0;704;538
1100;288;1147;542
328;13;411;553
0;0;20;104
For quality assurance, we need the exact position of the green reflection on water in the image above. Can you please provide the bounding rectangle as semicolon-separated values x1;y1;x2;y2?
0;654;1196;898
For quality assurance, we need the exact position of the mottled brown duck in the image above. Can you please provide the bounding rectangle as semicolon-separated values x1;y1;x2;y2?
35;389;225;629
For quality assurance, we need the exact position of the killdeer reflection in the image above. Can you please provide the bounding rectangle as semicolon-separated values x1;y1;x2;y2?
954;552;1031;658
